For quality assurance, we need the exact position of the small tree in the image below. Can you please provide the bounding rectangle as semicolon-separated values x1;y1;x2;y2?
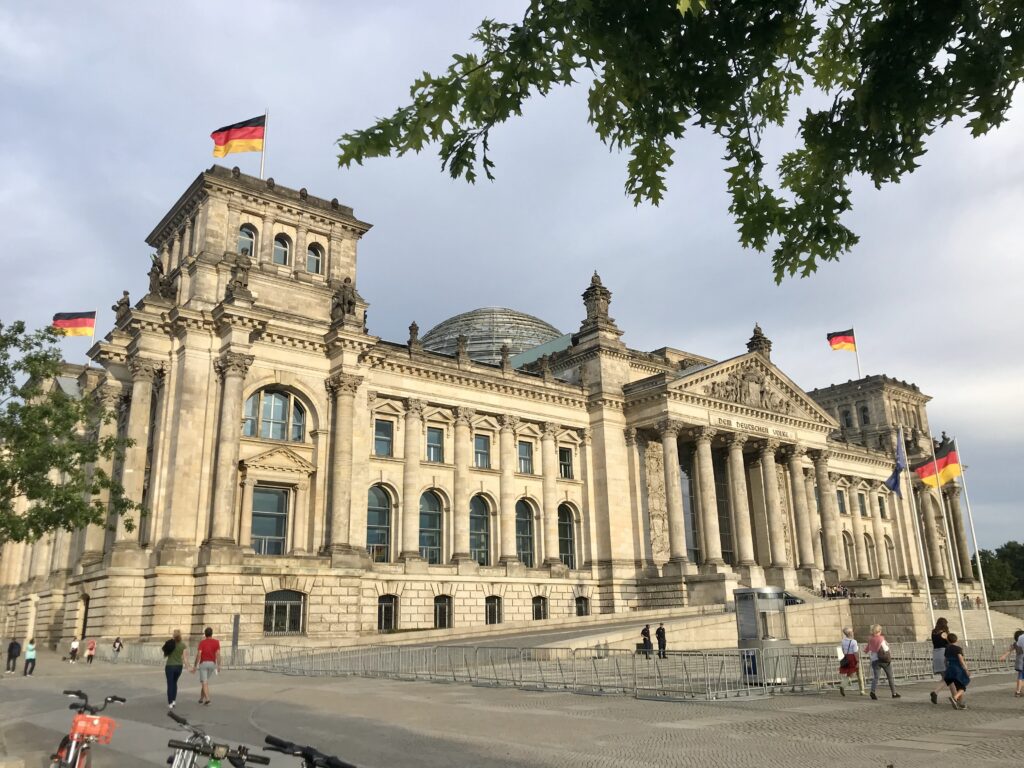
337;1;1023;281
0;321;135;544
975;549;1021;602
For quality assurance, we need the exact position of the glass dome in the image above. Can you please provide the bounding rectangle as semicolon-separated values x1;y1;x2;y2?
421;307;562;365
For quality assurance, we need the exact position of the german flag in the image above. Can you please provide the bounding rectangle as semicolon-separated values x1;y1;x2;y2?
827;328;856;352
911;441;962;488
52;311;96;337
211;115;265;157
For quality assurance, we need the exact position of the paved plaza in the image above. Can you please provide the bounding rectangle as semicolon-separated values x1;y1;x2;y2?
2;652;1023;768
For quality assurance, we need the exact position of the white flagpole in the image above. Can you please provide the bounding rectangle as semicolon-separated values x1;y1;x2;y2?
259;108;268;180
898;428;934;628
953;439;995;640
853;329;863;379
927;438;967;641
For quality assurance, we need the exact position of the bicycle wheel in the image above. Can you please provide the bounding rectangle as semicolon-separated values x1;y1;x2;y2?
50;736;72;768
75;746;92;768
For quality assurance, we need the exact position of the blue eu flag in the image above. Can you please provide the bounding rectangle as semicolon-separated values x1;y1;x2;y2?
884;427;908;498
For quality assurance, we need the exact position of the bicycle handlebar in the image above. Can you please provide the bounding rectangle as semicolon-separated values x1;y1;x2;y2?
62;690;126;714
263;735;358;768
167;740;269;766
168;712;189;726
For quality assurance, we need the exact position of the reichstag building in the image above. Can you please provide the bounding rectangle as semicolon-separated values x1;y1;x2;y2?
0;167;976;643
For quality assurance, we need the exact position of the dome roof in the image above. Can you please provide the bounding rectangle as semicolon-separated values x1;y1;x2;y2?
421;307;563;365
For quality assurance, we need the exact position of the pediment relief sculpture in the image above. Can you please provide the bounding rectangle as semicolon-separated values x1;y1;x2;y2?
700;362;795;416
242;445;315;475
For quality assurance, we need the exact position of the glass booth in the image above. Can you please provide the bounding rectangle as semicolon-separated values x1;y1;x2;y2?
734;587;792;684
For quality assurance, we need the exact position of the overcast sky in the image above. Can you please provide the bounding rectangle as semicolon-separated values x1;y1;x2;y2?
2;3;1021;549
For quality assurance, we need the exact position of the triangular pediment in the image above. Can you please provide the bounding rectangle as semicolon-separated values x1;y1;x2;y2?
670;353;838;427
241;445;315;475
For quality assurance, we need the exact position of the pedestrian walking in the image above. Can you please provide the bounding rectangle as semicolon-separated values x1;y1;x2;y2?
68;637;80;663
999;628;1024;697
85;638;96;665
5;638;21;673
865;624;900;700
112;637;123;664
837;626;859;696
655;623;667;659
23;638;36;676
192;627;221;705
640;624;653;660
162;629;191;709
944;633;971;709
820;579;827;598
929;617;950;704
975;595;982;610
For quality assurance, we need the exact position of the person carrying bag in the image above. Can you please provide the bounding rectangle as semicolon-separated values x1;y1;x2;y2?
865;624;900;700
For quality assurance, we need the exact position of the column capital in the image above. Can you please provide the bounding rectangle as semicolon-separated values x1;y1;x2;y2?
499;414;520;433
656;419;683;439
782;444;807;461
726;432;748;449
759;439;780;457
91;382;123;410
129;357;164;383
405;398;426;419
242;477;258;488
691;426;717;444
869;480;886;492
943;484;962;500
828;471;842;484
325;372;363;397
214;351;254;380
624;426;637;446
579;427;592;445
541;421;560;439
809;448;832;465
455;406;476;426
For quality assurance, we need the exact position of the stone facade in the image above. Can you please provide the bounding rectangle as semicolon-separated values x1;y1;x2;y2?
0;167;977;646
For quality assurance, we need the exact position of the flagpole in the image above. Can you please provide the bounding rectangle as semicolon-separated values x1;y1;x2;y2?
928;437;967;642
901;435;934;628
954;439;995;640
259;108;268;180
853;328;863;379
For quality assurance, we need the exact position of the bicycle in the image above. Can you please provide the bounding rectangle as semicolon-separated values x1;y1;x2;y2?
166;736;270;768
166;711;216;768
51;689;126;768
264;735;358;768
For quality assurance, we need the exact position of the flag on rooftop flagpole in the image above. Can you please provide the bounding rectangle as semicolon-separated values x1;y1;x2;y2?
911;439;962;488
51;311;96;337
826;328;857;352
211;115;266;157
883;426;908;498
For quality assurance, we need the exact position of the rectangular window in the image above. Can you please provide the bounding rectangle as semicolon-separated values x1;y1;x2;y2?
251;487;288;555
836;489;848;516
243;395;258;438
374;419;393;457
474;434;491;469
426;426;444;463
858;492;868;518
518;441;534;474
877;496;887;520
558;447;574;479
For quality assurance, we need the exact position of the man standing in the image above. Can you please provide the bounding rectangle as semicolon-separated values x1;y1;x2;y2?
5;638;20;673
656;623;667;659
640;624;653;660
193;627;221;705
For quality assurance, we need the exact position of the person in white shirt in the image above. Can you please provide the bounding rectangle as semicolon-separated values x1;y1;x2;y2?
837;627;860;696
68;638;80;664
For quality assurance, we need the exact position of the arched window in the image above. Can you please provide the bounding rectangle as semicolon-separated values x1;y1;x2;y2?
557;504;576;569
842;531;855;578
243;389;307;442
469;495;490;566
515;500;534;567
575;596;590;617
434;595;453;629
264;589;304;635
419;491;443;564
306;243;324;274
485;595;502;625
532;595;548;620
884;535;898;579
366;486;391;563
859;405;870;425
237;224;257;256
377;594;398;632
272;234;291;265
864;533;877;578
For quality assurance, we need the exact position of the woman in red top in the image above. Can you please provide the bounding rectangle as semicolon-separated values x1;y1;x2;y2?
192;627;221;705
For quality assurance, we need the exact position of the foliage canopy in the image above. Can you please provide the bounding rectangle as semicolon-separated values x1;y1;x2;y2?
0;321;135;544
337;0;1023;281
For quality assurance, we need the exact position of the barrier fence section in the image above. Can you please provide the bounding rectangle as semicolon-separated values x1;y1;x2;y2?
88;637;1016;701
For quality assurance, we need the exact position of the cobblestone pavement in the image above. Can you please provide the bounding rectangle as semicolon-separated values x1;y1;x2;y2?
2;652;1023;768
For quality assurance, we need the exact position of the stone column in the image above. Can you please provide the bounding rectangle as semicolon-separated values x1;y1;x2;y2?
846;483;871;578
804;469;824;570
785;446;815;570
811;451;841;573
658;420;690;568
694;427;723;565
295;223;308;268
399;398;425;561
291;480;309;553
727;434;755;565
181;219;194;263
325;372;363;555
945;485;973;580
208;351;254;544
451;407;475;562
498;415;519;564
81;386;122;564
541;422;561;566
869;483;891;578
116;358;162;547
259;212;275;263
238;478;256;549
760;440;788;567
920;489;945;578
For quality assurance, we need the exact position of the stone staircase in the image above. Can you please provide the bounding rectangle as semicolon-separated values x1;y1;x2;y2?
945;608;1022;644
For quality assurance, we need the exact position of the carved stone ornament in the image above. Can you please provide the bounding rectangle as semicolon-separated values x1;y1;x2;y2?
759;438;781;456
93;383;122;411
694;426;717;444
580;427;592;445
784;444;807;461
582;271;612;323
944;485;962;500
828;471;842;484
810;448;831;465
129;358;162;383
702;362;792;415
226;251;252;301
499;344;511;371
408;321;420;347
499;414;520;433
112;290;130;321
454;406;475;426
541;421;560;439
147;253;177;301
405;398;425;419
624;426;637;446
727;432;749;449
331;277;358;323
325;372;363;397
656;419;682;440
456;334;469;359
214;352;254;379
746;323;773;359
